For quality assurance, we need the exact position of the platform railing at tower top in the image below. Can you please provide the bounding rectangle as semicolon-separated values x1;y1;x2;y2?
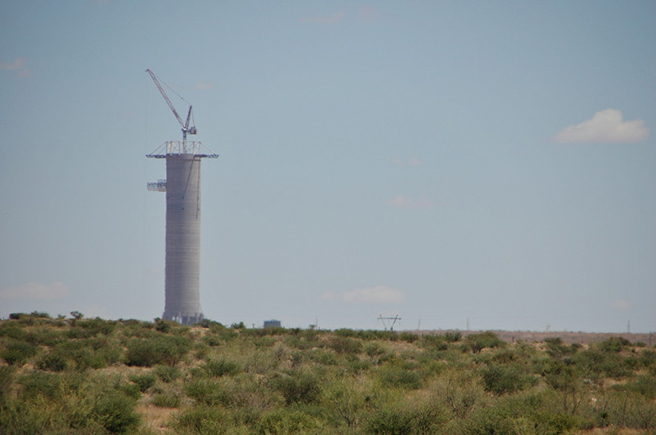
146;141;219;159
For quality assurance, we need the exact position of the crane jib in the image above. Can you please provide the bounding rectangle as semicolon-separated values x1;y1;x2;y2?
146;69;197;141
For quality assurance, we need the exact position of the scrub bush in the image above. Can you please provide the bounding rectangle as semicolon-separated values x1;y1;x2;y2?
327;336;363;355
445;331;462;343
36;352;68;372
399;332;419;343
92;393;141;434
129;372;157;392
77;317;117;336
1;340;39;366
0;324;29;341
598;336;631;353
0;365;15;402
257;409;322;435
421;334;449;351
378;366;422;390
185;379;226;406
154;364;181;383
270;371;321;405
203;358;242;377
152;391;182;408
124;334;191;367
366;403;447;435
465;332;506;353
481;363;535;395
174;406;230;434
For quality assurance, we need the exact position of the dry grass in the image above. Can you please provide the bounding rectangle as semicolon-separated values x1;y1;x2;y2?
136;402;178;433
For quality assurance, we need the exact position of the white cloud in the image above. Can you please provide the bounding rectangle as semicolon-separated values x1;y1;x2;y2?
300;11;345;24
0;57;31;77
320;286;405;304
555;109;649;143
194;81;213;90
611;299;631;311
359;6;378;21
387;195;432;209
391;157;423;167
0;282;69;300
0;57;26;70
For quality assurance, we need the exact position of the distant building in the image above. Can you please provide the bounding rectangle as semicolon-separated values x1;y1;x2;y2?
263;319;281;329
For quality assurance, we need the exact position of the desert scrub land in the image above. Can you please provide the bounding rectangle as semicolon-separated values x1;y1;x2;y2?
1;313;655;435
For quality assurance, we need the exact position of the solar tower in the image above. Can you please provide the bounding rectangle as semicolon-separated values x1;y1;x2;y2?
146;69;218;325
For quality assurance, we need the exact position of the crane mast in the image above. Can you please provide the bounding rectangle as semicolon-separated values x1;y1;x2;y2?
146;69;197;141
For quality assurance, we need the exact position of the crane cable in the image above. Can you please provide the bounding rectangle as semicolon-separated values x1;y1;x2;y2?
152;70;193;107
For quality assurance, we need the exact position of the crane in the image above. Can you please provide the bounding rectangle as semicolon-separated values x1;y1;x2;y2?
146;69;197;141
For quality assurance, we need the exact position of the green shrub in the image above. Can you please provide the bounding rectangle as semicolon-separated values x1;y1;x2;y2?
18;371;62;400
379;367;422;390
465;332;506;353
92;393;141;434
77;317;117;336
309;349;339;366
364;342;386;358
124;335;191;367
129;372;157;392
366;403;446;435
154;364;182;383
491;349;519;364
347;357;372;374
270;371;321;405
445;331;462;343
174;405;229;434
481;363;535;395
544;336;577;359
327;336;363;354
598;336;631;353
334;328;358;338
1;341;40;366
120;381;142;399
0;324;29;340
27;327;65;347
399;332;419;343
71;347;110;370
0;365;15;402
601;390;656;429
614;374;656;399
36;352;68;372
152;391;181;408
431;372;486;419
639;349;656;368
203;358;242;377
254;336;278;348
185;379;227;406
202;334;223;347
154;318;175;333
231;321;246;330
198;318;223;329
257;409;321;435
421;334;448;351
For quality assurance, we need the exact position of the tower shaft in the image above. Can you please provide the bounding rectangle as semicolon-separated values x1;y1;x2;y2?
162;154;204;325
148;141;217;325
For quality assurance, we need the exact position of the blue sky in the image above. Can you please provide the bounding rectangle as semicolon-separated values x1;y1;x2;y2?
1;1;655;332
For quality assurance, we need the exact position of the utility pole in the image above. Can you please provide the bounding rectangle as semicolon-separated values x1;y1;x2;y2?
378;315;401;331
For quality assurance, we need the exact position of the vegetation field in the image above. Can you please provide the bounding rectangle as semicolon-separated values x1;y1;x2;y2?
1;312;655;435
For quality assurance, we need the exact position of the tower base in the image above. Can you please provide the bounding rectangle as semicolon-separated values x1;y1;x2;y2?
162;311;204;326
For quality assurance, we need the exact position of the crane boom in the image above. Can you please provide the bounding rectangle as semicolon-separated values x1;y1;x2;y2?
146;69;196;141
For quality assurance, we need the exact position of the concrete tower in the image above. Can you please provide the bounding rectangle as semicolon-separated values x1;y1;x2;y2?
146;70;218;325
